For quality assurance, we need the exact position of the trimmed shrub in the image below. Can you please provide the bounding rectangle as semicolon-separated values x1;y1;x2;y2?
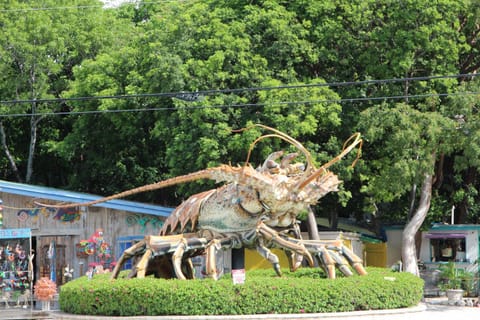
59;267;423;316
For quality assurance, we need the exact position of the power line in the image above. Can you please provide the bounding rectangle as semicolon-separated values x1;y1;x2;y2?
0;1;188;12
1;91;478;118
0;73;478;107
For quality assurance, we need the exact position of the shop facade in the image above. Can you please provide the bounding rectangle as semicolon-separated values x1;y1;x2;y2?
0;180;172;293
419;223;480;295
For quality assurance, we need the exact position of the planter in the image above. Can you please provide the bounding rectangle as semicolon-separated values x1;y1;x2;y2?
446;289;464;303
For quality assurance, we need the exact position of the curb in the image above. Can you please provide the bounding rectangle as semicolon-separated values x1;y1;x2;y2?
49;304;427;320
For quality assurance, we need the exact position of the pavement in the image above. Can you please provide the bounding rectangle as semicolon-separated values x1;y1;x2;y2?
3;297;480;320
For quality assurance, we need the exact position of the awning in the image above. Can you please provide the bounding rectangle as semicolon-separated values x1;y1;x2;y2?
425;233;466;239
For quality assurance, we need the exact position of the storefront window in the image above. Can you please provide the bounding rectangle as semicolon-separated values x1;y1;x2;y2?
429;237;466;262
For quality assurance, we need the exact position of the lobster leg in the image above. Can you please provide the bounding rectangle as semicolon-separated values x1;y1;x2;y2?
256;223;367;279
280;223;305;271
283;248;304;272
205;239;222;280
136;248;153;278
256;222;315;267
325;248;353;277
172;238;189;280
147;235;209;279
289;239;366;278
171;239;201;280
111;240;147;279
340;245;367;276
256;238;282;276
317;246;335;279
203;235;246;279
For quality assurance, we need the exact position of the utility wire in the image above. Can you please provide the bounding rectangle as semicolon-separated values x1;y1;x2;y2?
0;1;187;12
1;91;478;118
0;73;478;106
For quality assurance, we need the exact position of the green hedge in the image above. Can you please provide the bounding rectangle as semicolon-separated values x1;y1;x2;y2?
59;267;423;316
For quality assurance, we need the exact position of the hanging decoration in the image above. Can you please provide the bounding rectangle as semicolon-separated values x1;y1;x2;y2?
0;228;31;306
47;241;56;282
63;265;74;283
76;229;115;270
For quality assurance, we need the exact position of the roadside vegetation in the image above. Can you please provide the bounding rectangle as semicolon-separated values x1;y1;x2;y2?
1;0;480;276
59;268;423;316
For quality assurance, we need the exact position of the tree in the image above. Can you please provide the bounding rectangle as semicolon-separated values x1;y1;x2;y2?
0;0;120;183
442;78;480;224
59;0;346;206
286;0;477;275
358;104;456;275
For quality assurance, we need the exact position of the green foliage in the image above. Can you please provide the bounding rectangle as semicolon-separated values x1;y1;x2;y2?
59;268;423;316
357;103;456;202
460;270;478;297
438;262;478;295
438;261;463;290
0;0;123;183
1;0;480;226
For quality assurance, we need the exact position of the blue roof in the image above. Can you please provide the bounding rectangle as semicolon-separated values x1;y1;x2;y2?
0;180;173;217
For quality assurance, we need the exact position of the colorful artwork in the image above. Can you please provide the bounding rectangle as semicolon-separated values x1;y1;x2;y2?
0;239;31;292
77;229;115;270
16;207;54;222
16;206;81;223
53;207;81;222
125;214;164;233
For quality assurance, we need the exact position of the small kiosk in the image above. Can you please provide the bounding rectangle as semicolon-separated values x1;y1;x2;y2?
419;224;480;296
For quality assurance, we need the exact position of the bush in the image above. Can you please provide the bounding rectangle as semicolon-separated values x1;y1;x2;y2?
59;267;423;316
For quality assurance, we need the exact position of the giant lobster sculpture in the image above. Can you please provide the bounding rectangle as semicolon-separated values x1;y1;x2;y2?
43;125;367;280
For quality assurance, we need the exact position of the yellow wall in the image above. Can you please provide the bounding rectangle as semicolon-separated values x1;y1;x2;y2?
245;248;290;270
364;242;387;267
245;239;354;270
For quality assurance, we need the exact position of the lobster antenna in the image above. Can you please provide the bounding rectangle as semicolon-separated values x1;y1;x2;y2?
245;134;311;169
293;132;362;192
234;124;316;174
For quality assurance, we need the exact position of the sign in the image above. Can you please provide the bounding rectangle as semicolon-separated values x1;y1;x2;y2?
0;228;31;239
232;269;245;285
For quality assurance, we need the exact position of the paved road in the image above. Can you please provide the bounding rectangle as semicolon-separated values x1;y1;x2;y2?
8;299;479;320
352;303;480;320
47;302;480;320
418;303;480;319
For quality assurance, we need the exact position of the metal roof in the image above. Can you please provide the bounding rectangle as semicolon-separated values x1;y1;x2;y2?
0;180;173;217
429;223;480;232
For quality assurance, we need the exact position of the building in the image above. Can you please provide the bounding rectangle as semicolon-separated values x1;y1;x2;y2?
0;180;172;294
419;223;480;295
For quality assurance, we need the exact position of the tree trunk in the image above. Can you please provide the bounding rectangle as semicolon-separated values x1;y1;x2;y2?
329;206;338;230
457;167;477;224
402;173;434;276
0;121;23;182
306;207;320;240
26;103;40;183
407;183;417;220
